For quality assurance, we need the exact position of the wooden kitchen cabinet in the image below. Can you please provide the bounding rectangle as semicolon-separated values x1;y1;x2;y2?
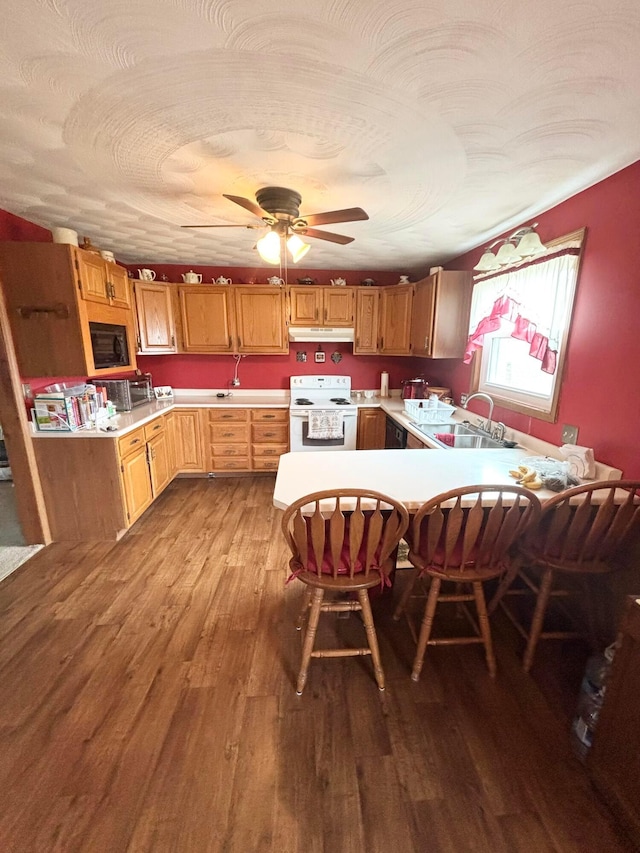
209;408;250;471
0;241;137;376
288;286;355;327
354;288;379;354
173;408;207;472
251;408;289;470
134;281;177;354
406;431;430;449
234;286;288;353
118;416;172;525
356;407;386;449
144;418;172;495
75;251;131;309
119;441;154;526
179;286;235;353
410;270;472;358
379;284;413;355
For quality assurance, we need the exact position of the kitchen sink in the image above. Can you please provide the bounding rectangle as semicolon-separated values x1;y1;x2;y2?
418;422;508;450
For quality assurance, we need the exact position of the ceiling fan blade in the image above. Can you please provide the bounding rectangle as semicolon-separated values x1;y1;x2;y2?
298;207;369;227
223;194;271;220
180;224;263;229
302;227;354;245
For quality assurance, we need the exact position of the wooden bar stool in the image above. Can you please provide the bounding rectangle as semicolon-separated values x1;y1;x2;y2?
393;485;540;681
281;489;409;695
489;479;640;672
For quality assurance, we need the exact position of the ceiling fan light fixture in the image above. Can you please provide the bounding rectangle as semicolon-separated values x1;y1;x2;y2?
287;233;310;263
256;230;281;264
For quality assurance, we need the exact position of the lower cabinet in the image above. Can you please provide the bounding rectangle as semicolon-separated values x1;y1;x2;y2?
406;432;430;449
209;407;289;472
173;408;206;472
356;407;386;449
118;416;173;526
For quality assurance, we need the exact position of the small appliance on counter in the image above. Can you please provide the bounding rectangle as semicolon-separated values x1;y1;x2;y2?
99;376;154;412
401;377;429;399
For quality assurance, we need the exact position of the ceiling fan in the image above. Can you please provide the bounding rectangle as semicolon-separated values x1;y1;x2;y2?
181;186;369;263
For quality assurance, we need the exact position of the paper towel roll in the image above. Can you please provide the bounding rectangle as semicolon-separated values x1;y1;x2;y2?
380;371;389;398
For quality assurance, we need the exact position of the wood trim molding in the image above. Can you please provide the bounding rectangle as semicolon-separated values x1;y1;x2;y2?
0;283;51;544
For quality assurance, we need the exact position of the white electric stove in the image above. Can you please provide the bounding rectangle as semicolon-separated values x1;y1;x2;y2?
289;375;358;451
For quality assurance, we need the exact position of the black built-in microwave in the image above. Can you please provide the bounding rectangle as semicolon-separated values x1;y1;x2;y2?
89;321;130;369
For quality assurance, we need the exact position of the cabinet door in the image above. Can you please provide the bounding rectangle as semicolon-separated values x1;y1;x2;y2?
77;251;109;305
173;409;206;471
179;286;235;352
106;264;132;309
356;407;386;449
135;282;176;353
323;287;355;326
430;271;472;359
379;285;413;355
147;430;171;496
289;287;322;325
411;276;437;357
234;287;288;353
354;289;379;354
120;444;154;524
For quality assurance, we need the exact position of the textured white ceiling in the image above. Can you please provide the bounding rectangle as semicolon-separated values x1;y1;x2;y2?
2;0;640;270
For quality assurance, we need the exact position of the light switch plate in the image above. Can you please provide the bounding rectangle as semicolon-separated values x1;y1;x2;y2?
562;424;579;444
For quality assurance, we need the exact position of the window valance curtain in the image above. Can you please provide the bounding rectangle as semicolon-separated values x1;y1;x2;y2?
464;247;580;372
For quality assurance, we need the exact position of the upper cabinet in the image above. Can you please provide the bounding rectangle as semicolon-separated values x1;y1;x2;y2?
289;286;355;327
410;270;472;359
178;284;287;354
76;251;131;309
0;241;137;376
354;288;379;354
378;284;413;355
134;281;177;354
234;286;288;353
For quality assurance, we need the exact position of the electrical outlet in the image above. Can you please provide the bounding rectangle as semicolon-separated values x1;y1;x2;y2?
562;424;579;444
460;393;468;405
231;378;240;387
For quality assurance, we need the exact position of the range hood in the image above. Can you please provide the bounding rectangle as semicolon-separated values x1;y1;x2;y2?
288;326;355;343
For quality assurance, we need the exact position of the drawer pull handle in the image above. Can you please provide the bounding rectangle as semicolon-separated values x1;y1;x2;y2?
130;438;141;445
263;414;276;419
222;432;233;437
264;432;276;437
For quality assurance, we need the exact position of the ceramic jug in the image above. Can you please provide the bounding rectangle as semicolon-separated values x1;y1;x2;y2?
214;276;232;285
267;276;284;286
138;268;156;281
182;270;202;283
330;277;347;287
398;275;410;284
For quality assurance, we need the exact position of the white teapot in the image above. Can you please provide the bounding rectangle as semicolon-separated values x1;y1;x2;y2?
330;277;347;287
138;268;156;281
182;270;202;283
267;276;284;286
214;276;232;285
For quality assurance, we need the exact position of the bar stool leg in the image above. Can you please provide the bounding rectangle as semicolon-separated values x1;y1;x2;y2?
296;588;324;695
523;567;555;673
411;577;441;682
296;587;313;630
473;581;496;678
358;589;385;691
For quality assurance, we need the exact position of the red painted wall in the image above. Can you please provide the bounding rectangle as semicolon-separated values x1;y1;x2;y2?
437;160;640;477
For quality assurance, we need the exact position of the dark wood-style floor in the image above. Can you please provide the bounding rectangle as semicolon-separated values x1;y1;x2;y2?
0;477;634;852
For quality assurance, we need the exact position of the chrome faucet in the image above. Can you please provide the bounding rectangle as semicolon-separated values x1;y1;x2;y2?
463;392;494;435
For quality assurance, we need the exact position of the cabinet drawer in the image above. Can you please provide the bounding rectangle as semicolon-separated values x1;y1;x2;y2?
251;423;289;443
143;417;165;441
214;457;251;471
251;408;288;423
211;443;249;457
210;408;249;423
210;423;250;443
252;457;280;471
118;427;146;457
252;443;288;458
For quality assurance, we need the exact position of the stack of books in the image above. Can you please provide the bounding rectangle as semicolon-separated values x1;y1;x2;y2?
33;384;115;431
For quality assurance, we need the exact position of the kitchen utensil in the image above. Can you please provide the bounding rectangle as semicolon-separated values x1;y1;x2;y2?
182;270;202;283
401;377;428;399
138;268;156;281
214;276;232;285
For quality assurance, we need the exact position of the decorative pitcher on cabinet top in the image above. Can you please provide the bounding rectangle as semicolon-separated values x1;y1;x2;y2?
214;276;232;285
138;268;156;281
267;276;284;286
330;277;347;287
182;270;202;283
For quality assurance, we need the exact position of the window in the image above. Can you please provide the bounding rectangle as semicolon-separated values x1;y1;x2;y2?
465;229;585;422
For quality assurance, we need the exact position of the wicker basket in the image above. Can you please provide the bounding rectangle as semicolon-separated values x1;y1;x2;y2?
404;399;456;424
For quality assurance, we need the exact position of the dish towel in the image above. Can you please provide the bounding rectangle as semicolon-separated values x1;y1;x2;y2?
307;409;344;440
434;432;455;447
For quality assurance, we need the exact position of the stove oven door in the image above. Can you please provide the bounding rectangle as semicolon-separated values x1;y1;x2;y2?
289;409;357;451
